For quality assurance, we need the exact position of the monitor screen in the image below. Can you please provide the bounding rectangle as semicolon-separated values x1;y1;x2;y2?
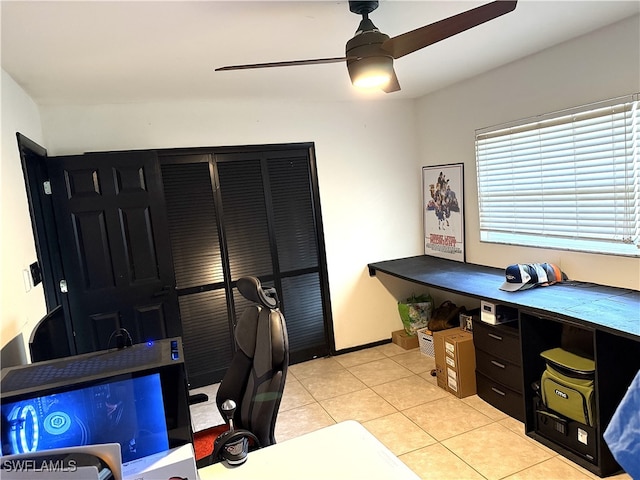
1;372;169;464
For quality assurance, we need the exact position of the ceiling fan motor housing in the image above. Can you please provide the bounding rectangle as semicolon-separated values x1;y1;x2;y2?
346;28;391;60
346;28;393;85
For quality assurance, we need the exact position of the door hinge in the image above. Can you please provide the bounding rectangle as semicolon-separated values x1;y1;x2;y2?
43;180;52;195
59;279;68;293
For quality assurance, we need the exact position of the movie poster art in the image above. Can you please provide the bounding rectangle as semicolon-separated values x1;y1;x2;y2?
422;164;465;262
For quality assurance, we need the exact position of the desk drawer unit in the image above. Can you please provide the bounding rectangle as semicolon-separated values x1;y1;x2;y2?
473;319;521;365
473;317;524;421
475;349;523;392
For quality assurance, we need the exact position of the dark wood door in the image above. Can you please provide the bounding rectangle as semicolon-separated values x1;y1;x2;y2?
48;151;181;353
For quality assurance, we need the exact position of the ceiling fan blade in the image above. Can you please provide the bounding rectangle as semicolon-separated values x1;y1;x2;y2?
383;0;517;60
216;57;347;71
382;69;401;93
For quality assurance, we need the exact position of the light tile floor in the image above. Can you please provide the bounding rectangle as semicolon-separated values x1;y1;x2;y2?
190;343;631;480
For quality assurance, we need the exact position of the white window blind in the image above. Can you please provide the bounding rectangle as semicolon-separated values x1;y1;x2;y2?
475;94;639;257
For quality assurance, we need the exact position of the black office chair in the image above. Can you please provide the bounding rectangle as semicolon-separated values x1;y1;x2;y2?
193;276;289;468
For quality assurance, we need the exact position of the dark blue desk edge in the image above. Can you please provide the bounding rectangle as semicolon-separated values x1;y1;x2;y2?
368;255;640;341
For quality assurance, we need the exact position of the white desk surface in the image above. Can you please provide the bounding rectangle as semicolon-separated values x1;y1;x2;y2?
197;420;420;479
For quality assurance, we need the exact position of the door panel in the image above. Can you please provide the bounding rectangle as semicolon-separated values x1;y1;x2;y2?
135;302;169;339
71;210;114;289
119;206;160;282
160;158;224;289
216;155;273;280
178;289;232;387
280;272;329;363
49;151;180;353
267;155;319;272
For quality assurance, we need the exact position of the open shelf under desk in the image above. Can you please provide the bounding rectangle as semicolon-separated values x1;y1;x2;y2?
369;255;640;477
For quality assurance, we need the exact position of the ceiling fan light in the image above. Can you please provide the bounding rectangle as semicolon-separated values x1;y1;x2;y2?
353;72;391;89
348;55;393;89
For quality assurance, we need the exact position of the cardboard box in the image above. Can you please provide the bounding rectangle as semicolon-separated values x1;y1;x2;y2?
434;329;476;398
433;328;459;390
392;329;419;350
444;330;476;398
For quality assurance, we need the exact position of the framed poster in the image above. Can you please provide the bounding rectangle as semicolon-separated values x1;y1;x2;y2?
422;163;465;262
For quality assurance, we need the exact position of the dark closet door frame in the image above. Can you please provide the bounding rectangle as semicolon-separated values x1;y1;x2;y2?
17;133;59;311
17;133;76;357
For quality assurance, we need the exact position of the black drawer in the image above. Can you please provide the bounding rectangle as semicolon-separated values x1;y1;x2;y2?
473;319;521;365
475;349;523;393
476;371;524;421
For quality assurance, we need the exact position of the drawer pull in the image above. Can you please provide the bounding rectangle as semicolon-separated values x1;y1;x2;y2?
488;333;503;341
491;387;506;396
490;360;506;369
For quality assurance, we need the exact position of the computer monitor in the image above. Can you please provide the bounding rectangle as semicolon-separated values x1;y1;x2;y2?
0;337;192;464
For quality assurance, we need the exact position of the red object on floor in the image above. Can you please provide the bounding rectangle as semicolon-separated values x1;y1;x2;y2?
193;424;228;461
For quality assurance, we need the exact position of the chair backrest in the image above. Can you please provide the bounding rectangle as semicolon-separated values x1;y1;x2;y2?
215;277;289;447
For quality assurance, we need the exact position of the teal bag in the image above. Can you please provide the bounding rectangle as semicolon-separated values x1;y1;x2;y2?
540;347;596;426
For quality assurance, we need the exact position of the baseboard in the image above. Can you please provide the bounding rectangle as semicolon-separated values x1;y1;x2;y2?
333;338;392;356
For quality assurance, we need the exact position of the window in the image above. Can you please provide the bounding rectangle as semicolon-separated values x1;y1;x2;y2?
475;94;639;257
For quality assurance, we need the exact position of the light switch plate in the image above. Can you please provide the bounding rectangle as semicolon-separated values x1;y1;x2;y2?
23;269;32;292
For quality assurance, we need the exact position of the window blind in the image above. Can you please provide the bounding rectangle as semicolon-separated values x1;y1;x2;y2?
475;94;639;257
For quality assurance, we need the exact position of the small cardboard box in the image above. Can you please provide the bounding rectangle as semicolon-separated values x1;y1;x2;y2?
392;329;419;350
443;330;476;398
434;328;476;398
433;328;459;389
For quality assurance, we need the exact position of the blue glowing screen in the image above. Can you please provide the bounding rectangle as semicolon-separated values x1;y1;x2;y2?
1;373;169;463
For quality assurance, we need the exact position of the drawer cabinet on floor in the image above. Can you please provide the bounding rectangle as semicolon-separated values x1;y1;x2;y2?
473;318;524;421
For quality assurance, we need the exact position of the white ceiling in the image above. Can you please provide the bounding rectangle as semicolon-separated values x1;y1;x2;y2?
1;1;639;105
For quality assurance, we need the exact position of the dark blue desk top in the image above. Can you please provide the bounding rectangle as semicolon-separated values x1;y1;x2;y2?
368;255;640;341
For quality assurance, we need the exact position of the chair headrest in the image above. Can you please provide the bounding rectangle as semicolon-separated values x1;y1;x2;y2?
237;277;278;309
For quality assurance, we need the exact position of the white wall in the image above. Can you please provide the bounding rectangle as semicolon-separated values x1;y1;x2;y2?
39;98;422;351
416;15;640;291
0;70;47;354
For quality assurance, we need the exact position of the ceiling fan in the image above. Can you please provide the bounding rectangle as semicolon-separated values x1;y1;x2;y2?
216;0;518;93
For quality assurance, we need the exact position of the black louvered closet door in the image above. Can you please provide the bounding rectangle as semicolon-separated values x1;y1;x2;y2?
160;145;332;389
266;155;329;361
216;149;331;365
